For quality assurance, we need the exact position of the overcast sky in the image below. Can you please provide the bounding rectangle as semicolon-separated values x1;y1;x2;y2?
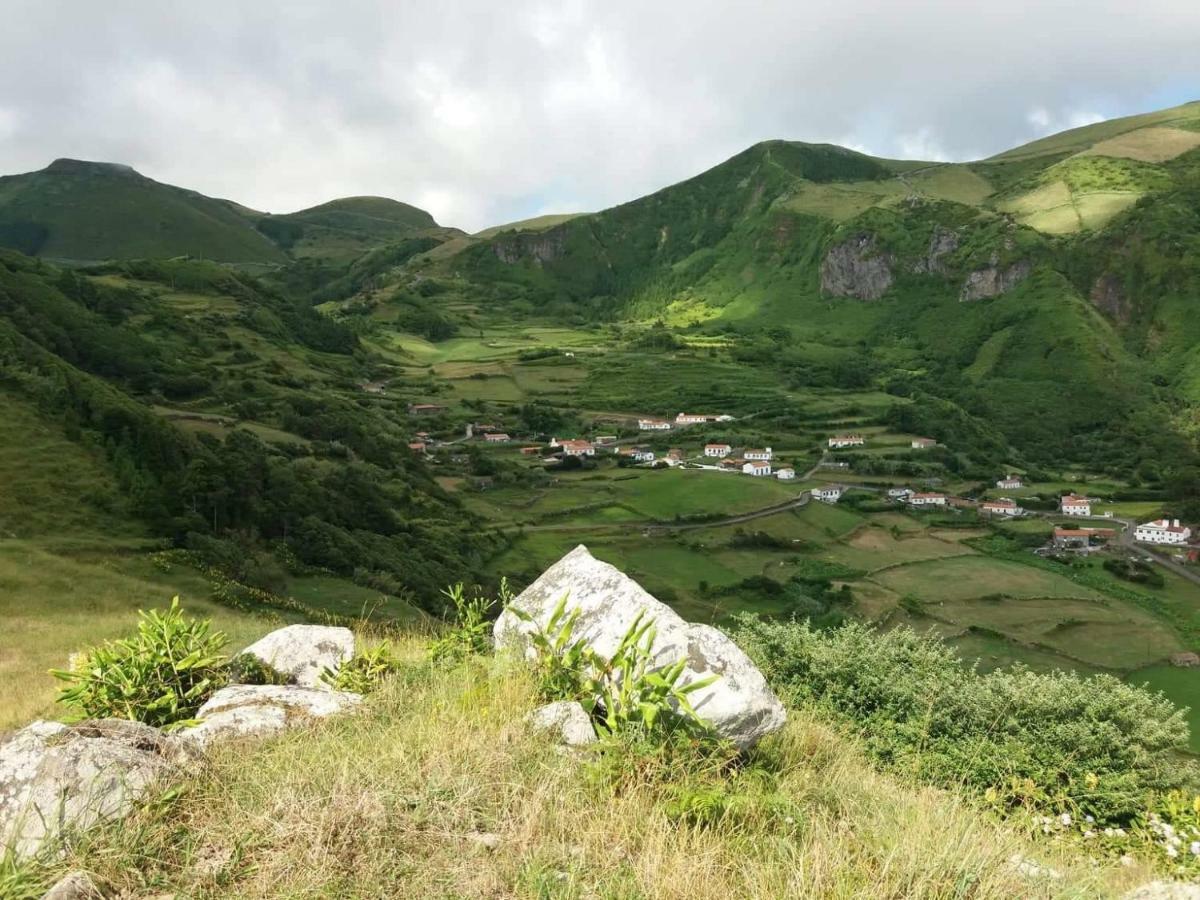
1;1;1197;232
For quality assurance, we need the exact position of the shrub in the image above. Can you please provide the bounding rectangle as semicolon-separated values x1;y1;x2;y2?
228;652;291;686
51;598;229;729
428;580;508;663
322;642;399;694
732;617;1195;823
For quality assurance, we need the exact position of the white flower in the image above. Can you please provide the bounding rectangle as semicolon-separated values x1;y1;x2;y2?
1120;855;1135;867
1084;815;1095;824
1059;813;1072;827
1084;830;1096;839
1166;845;1179;858
1190;841;1200;856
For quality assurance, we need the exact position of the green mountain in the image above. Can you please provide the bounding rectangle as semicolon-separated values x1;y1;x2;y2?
0;159;450;266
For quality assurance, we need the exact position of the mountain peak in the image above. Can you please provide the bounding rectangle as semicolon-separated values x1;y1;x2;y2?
45;158;141;177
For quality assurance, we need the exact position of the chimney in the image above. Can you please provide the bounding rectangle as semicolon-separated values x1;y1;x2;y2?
1174;519;1181;528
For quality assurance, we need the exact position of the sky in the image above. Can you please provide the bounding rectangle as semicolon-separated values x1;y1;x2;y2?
1;1;1197;232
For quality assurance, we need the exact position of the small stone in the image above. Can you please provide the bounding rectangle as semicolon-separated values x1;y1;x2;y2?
526;702;597;747
181;684;362;750
1007;853;1062;881
42;871;101;900
468;831;502;852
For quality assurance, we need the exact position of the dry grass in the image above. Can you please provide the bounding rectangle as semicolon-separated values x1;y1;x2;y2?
33;636;1153;898
1081;127;1200;163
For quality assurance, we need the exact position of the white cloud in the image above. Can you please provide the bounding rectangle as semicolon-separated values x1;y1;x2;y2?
0;1;1196;230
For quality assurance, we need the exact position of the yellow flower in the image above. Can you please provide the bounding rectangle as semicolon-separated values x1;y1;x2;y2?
985;788;998;804
1192;795;1200;815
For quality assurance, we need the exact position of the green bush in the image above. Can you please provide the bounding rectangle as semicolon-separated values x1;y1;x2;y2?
51;597;229;729
228;652;291;686
322;642;399;694
428;580;508;663
732;617;1195;823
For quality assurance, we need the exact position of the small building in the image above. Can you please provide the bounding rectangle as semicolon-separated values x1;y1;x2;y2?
1053;528;1092;550
720;457;745;470
911;437;937;449
742;461;772;477
618;448;655;463
828;434;865;449
1134;519;1193;545
483;432;510;443
981;499;1022;517
744;447;773;461
407;403;446;416
675;413;715;426
1060;494;1092;517
887;487;912;500
666;448;685;463
813;485;844;504
996;475;1024;490
704;443;733;458
407;441;427;453
519;446;542;456
560;440;595;457
638;417;673;431
909;492;947;507
360;381;386;394
776;468;796;481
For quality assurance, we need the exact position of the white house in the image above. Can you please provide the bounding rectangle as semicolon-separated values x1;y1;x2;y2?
593;435;618;445
996;475;1023;490
887;487;912;500
1134;519;1192;545
675;413;711;426
909;492;947;507
638;417;672;431
742;461;772;477
559;439;595;457
981;498;1022;517
828;434;865;449
1060;494;1092;517
911;437;937;449
813;485;844;504
619;448;655;463
704;443;732;458
744;447;773;461
776;468;796;481
483;432;510;443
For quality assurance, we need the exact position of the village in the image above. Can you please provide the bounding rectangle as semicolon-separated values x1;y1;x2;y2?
403;402;1198;565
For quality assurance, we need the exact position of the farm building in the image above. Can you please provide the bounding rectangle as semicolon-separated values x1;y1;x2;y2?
704;443;732;458
638;418;672;431
666;448;685;462
742;461;772;477
909;492;947;507
594;435;618;444
813;485;844;504
910;438;937;449
1053;528;1093;550
618;448;655;463
407;403;446;416
675;413;712;425
519;446;541;456
828;434;865;449
483;433;510;443
776;468;796;480
887;487;912;500
744;447;773;461
996;475;1023;489
1060;494;1092;516
1134;519;1193;545
980;499;1022;517
407;441;427;453
360;381;386;394
720;457;745;470
559;440;595;457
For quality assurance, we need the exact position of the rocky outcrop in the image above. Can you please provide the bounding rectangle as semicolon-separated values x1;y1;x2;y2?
492;228;568;265
959;257;1032;301
1169;652;1200;668
1090;273;1132;322
239;625;354;689
526;701;597;748
495;545;787;749
1124;883;1200;900
820;234;893;300
41;871;101;900
182;684;363;750
0;719;198;860
912;227;959;275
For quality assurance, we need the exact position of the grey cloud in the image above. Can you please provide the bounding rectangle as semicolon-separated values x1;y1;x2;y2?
1;0;1197;230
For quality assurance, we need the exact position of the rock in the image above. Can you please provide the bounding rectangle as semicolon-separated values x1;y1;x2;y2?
182;684;362;750
492;228;567;265
912;227;959;275
959;258;1032;301
1;720;197;860
1124;882;1200;900
41;871;101;900
527;702;597;747
467;831;502;852
820;234;893;300
238;625;354;689
1007;852;1062;881
1170;652;1200;668
1090;273;1132;322
495;545;787;749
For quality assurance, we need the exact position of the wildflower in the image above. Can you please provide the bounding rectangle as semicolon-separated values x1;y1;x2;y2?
1119;855;1135;867
1084;815;1095;824
1191;841;1200;856
1059;813;1072;827
1084;830;1096;839
1166;845;1179;859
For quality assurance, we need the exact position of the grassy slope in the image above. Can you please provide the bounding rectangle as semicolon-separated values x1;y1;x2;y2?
15;634;1152;899
0;160;285;263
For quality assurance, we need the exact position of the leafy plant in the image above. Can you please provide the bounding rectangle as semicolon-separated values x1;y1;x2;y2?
228;652;292;685
511;596;718;739
51;597;229;729
428;579;509;663
322;641;399;694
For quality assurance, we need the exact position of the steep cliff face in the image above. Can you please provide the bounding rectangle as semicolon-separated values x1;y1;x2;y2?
820;234;894;300
1089;273;1133;323
959;257;1032;301
912;227;960;275
492;227;569;265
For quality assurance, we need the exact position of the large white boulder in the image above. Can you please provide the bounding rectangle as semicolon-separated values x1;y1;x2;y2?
0;719;197;860
182;684;362;750
494;545;787;749
238;625;354;689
